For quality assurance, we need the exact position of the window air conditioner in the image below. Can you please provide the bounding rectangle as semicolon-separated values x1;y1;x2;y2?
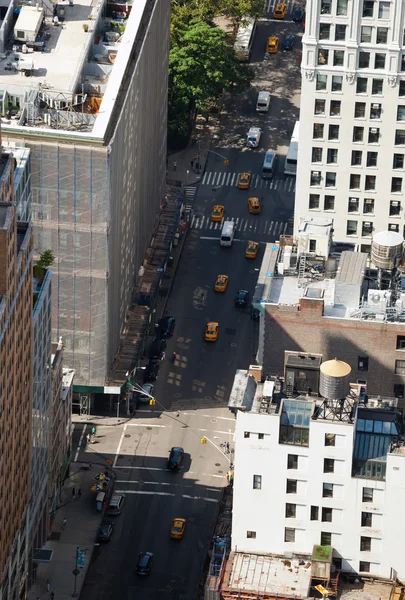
364;222;371;227
370;128;378;133
372;103;379;109
392;201;399;206
313;171;320;176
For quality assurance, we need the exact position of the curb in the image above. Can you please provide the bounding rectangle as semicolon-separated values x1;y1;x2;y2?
160;225;191;318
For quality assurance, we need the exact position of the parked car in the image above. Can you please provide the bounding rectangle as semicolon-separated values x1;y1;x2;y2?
98;520;114;542
149;337;166;360
167;447;184;471
136;552;153;576
293;7;305;22
138;383;154;403
283;35;296;51
144;360;159;382
158;316;176;338
235;290;250;307
107;494;125;516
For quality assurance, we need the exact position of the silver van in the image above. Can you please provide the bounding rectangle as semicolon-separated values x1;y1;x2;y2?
256;91;271;112
262;151;276;179
220;221;235;247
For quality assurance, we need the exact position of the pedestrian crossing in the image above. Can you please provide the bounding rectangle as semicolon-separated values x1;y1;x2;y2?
200;171;296;192
265;0;300;15
183;186;197;212
190;214;290;236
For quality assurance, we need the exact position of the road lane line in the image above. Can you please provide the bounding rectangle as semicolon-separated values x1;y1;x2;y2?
115;480;223;493
114;490;220;502
202;172;208;184
190;215;196;228
225;172;231;185
113;466;226;478
206;172;212;185
127;423;166;427
74;424;87;462
269;221;274;233
181;413;235;421
113;423;127;468
221;172;227;185
230;173;237;186
200;236;220;240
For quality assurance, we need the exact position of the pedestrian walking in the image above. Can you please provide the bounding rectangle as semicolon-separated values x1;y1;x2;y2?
46;579;51;592
89;460;93;468
173;160;177;171
62;517;67;530
86;433;90;444
190;159;194;168
78;488;82;499
226;442;230;453
160;351;166;362
50;592;55;600
72;487;76;499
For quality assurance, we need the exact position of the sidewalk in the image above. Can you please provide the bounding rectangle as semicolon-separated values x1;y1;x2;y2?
28;462;111;600
167;113;220;185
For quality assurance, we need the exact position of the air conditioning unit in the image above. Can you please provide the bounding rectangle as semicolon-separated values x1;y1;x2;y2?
313;171;320;176
392;201;399;207
364;221;371;227
365;198;373;204
370;128;378;133
372;103;380;109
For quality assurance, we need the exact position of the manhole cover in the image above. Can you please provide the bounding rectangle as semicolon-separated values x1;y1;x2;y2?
210;419;217;423
124;434;131;438
218;470;223;474
215;463;221;467
230;342;237;347
225;328;236;335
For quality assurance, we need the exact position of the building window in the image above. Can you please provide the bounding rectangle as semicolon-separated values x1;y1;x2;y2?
349;197;360;212
309;194;320;209
374;53;386;69
353;126;364;142
362;221;373;236
362;487;373;502
329;124;340;140
313;123;324;139
358;355;369;371
368;128;379;144
253;474;262;489
324;458;335;473
333;50;344;66
365;175;376;190
350;174;361;189
391;199;402;213
312;147;323;162
324;195;335;210
356;78;368;94
311;171;322;186
309;239;316;252
321;0;332;12
361;26;372;43
362;0;374;17
319;23;331;38
330;100;341;116
361;512;372;527
376;27;388;43
285;528;295;542
315;99;326;115
325;434;336;447
391;178;402;193
347;220;358;235
335;24;346;41
321;531;332;546
396;130;405;145
397;335;405;349
258;433;265;439
327;149;338;164
401;56;405;72
367;152;378;167
398;106;405;122
247;530;256;538
359;52;370;69
323;482;334;498
359;561;371;573
332;76;343;92
393;154;404;169
372;79;383;95
318;49;329;65
378;1;390;18
394;383;404;397
389;223;400;232
395;359;405;374
311;506;319;520
286;479;297;493
244;431;250;438
322;507;333;522
316;74;328;91
337;0;348;15
400;81;405;97
325;172;336;187
370;103;382;119
285;503;296;518
352;150;362;166
287;454;298;469
355;102;366;118
360;536;372;551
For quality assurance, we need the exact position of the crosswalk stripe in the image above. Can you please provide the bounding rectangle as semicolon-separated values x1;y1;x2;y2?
190;217;290;234
230;173;237;186
200;171;296;192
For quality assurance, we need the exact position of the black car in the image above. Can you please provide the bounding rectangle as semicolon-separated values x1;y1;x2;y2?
167;446;184;471
144;360;159;382
235;290;250;307
97;520;114;542
158;316;176;338
136;552;153;576
292;7;304;22
283;35;295;51
149;337;167;360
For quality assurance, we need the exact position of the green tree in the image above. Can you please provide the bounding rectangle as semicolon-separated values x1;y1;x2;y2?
37;249;55;268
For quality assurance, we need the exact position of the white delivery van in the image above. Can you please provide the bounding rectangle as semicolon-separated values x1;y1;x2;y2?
262;151;276;179
256;91;271;112
220;221;235;247
246;127;262;148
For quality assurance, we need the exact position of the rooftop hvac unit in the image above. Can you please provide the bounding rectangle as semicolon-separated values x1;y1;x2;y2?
370;128;378;134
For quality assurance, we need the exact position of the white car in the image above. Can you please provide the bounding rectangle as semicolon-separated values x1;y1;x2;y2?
138;383;154;402
246;127;262;148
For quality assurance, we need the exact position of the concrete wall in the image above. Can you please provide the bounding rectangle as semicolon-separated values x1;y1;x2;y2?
264;301;405;401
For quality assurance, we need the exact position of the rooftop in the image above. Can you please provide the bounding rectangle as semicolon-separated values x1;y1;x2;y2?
222;552;312;599
62;367;75;399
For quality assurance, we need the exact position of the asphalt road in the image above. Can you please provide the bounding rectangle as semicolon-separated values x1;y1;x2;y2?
81;11;302;600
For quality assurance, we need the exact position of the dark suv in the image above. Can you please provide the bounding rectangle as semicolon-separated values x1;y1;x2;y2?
235;290;250;307
158;316;176;338
149;337;167;360
136;552;153;576
167;447;184;471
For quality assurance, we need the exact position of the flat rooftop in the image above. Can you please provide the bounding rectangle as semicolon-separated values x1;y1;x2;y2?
222;552;312;599
338;579;394;600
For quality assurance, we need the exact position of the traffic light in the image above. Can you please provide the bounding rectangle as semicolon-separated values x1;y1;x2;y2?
224;159;229;167
200;437;207;444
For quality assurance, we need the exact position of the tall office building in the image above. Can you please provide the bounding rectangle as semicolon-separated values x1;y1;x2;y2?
295;0;405;248
0;0;170;389
0;196;33;599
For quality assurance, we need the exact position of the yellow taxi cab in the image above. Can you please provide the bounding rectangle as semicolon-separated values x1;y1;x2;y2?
266;36;279;53
245;241;259;259
215;274;229;292
248;197;261;214
273;2;287;18
170;518;186;540
211;205;224;222
205;322;219;342
238;172;251;190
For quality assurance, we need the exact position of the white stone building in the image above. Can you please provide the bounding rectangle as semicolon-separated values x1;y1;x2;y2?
230;363;405;580
295;0;405;249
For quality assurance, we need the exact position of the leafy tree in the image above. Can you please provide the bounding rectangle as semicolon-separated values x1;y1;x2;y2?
37;249;55;268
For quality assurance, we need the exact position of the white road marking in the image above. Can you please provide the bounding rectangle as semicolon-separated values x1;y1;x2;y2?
181;412;235;421
226;172;232;185
127;423;167;428
114;466;226;478
230;173;237;186
127;422;233;435
74;424;87;462
220;172;227;186
113;423;127;468
200;236;221;240
114;489;220;502
115;480;223;494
